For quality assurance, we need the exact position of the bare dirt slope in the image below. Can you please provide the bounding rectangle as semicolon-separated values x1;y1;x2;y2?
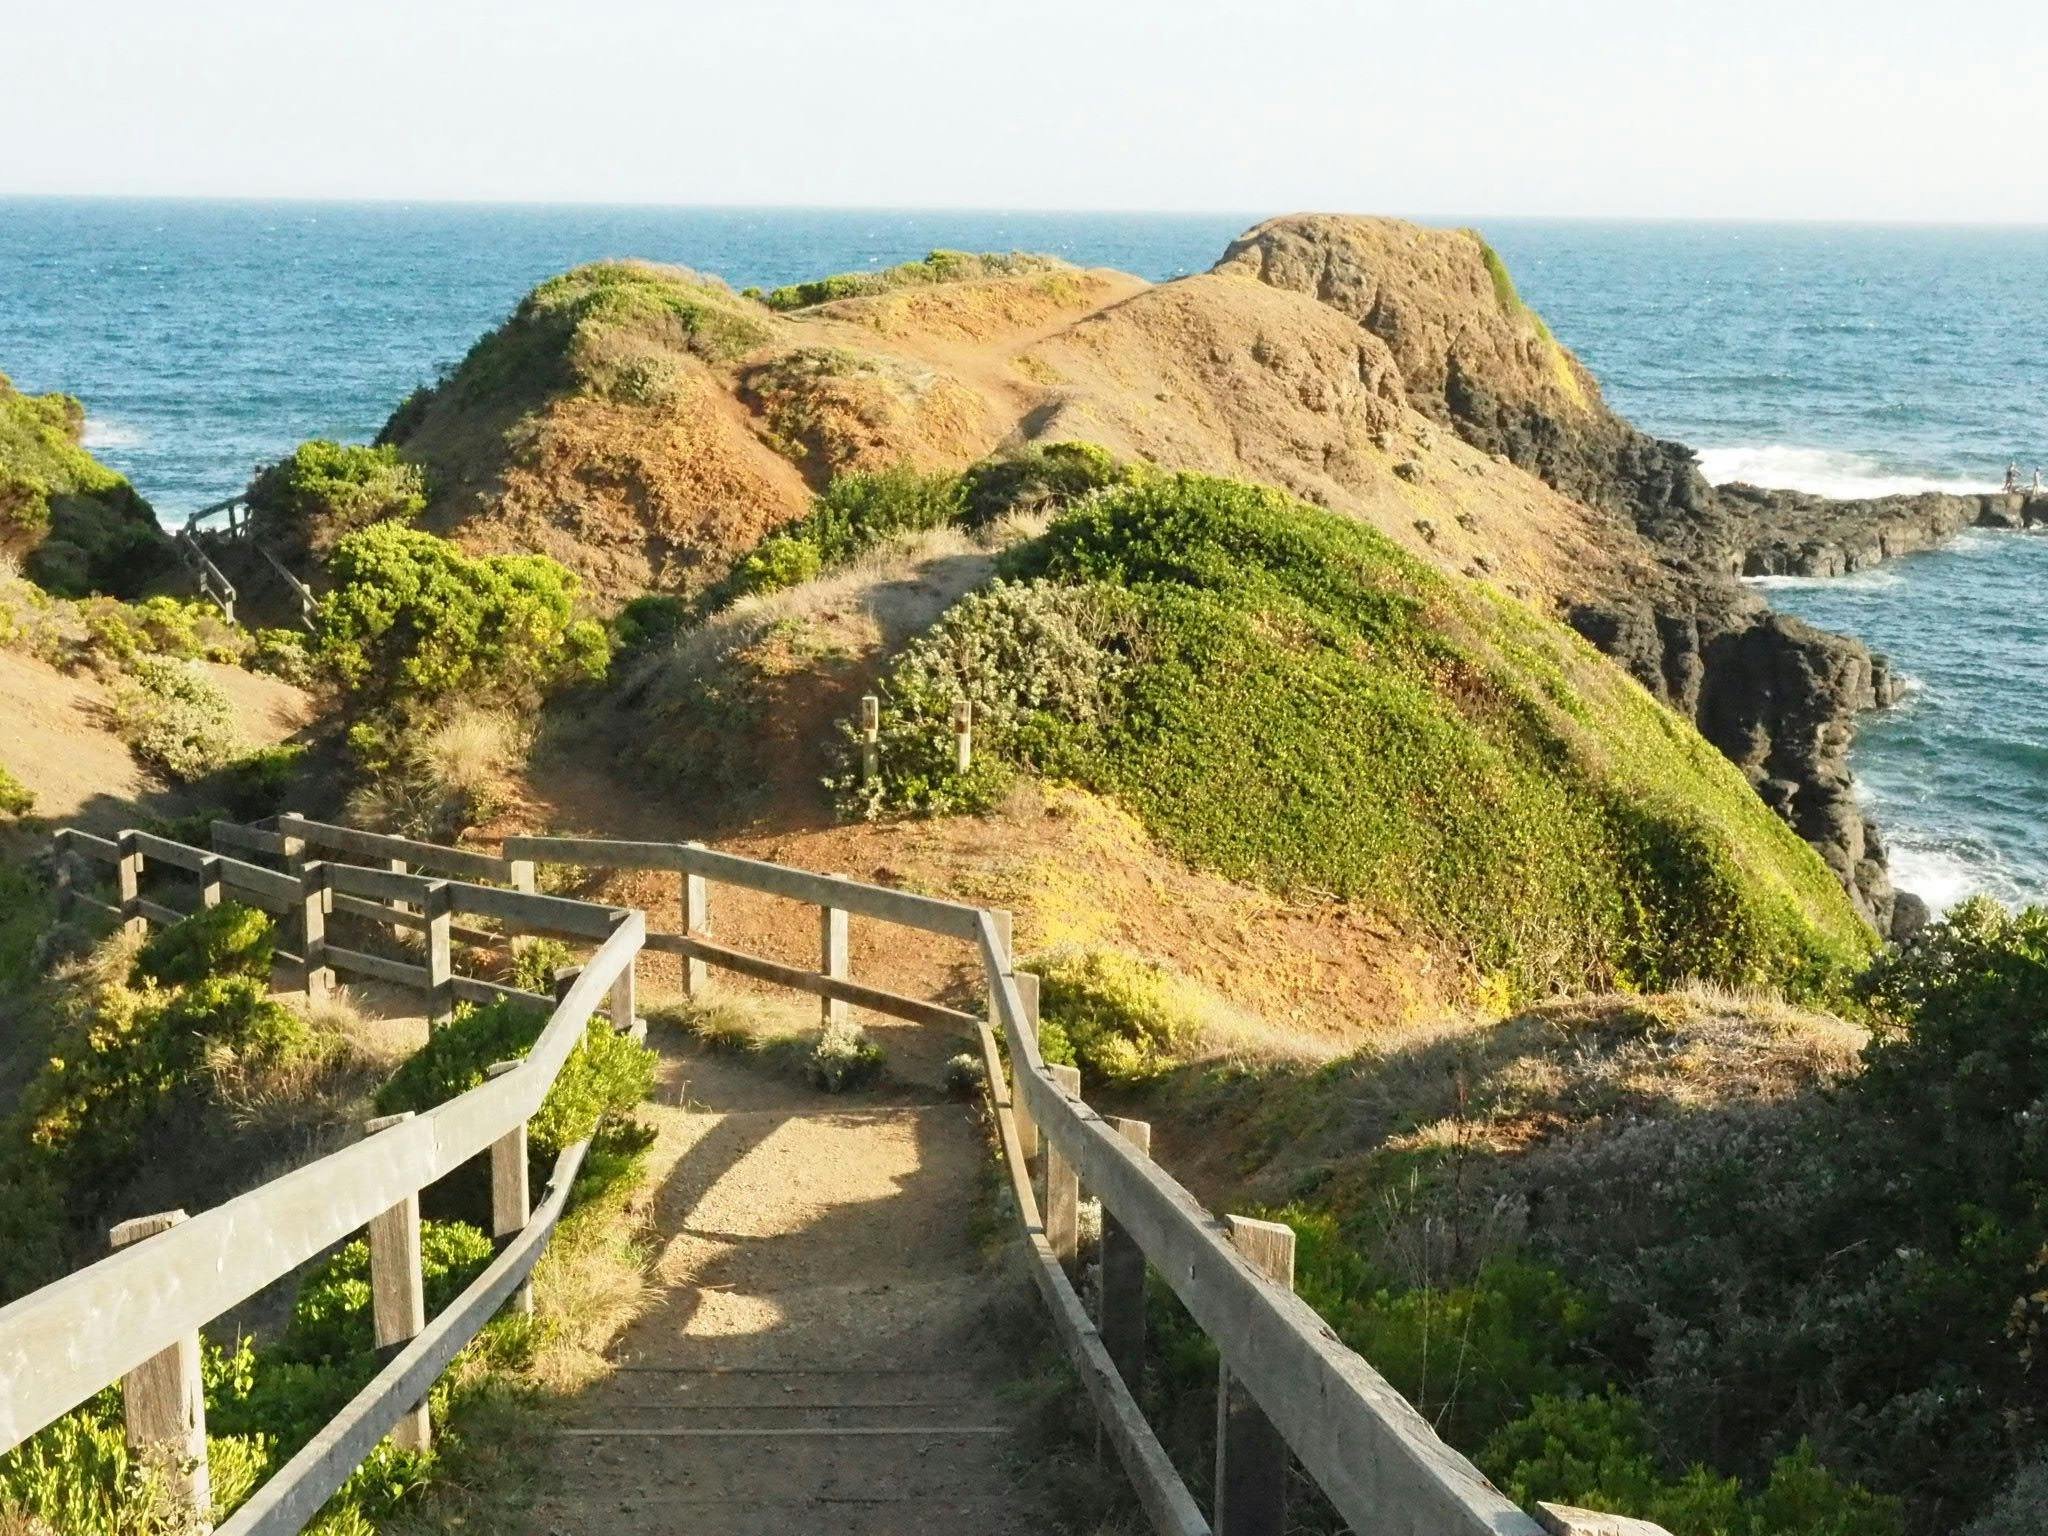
525;1030;1053;1536
0;650;310;830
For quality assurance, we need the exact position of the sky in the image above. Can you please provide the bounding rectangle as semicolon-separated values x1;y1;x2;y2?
4;0;2045;221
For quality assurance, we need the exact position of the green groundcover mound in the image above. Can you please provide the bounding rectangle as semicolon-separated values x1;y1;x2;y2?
854;472;1873;1000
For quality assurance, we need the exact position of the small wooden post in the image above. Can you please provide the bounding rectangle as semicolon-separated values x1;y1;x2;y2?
279;812;306;877
363;1112;430;1451
682;843;710;999
1099;1117;1152;1386
1045;1063;1081;1269
297;864;330;1001
860;694;881;784
609;916;641;1040
53;834;74;919
1537;1506;1680;1536
116;830;146;938
820;878;850;1029
508;859;537;895
952;698;973;772
1013;971;1041;1162
1215;1215;1297;1536
109;1211;210;1529
423;881;454;1028
196;855;223;911
485;1060;534;1317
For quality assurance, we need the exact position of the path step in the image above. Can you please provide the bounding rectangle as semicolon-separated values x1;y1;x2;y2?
588;1365;987;1410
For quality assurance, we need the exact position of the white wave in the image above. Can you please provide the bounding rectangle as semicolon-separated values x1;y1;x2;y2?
1696;444;1996;499
1888;842;1989;915
1743;568;1904;592
81;416;145;449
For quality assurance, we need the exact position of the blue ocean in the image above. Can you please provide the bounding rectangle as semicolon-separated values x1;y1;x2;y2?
1;201;2042;910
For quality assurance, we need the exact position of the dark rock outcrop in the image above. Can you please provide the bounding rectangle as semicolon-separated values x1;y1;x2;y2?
1217;215;1942;935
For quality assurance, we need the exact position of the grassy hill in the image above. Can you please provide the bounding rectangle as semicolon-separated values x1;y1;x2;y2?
0;374;169;597
849;471;1870;1002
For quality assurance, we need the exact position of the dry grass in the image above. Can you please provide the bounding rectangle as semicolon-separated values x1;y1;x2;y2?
417;704;528;802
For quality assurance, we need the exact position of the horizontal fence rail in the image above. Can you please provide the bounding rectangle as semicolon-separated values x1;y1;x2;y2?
0;908;644;1454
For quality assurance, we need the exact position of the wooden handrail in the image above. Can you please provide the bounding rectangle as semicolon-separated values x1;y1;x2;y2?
976;911;1546;1536
0;871;645;1453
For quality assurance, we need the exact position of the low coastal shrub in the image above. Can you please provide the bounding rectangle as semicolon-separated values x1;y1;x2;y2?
314;522;609;706
246;439;427;552
807;1020;884;1092
956;441;1137;528
131;900;274;988
0;763;32;817
843;472;1870;1001
613;593;687;652
761;250;1059;311
111;656;244;782
1025;948;1207;1082
0;373;170;597
374;997;655;1163
716;465;965;605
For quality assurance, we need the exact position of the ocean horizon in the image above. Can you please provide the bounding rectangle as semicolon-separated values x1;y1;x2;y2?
3;198;2042;911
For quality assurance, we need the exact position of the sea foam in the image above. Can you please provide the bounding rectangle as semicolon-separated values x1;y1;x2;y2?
1696;444;1995;499
81;416;144;449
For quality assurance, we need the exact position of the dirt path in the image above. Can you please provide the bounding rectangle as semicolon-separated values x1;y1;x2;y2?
522;1027;1050;1535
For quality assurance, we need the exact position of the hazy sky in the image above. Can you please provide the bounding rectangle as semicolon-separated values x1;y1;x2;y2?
4;0;2043;220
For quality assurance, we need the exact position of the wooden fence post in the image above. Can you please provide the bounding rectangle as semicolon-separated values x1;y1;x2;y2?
363;1112;430;1451
609;916;641;1040
279;812;306;877
1100;1117;1152;1386
423;881;453;1029
507;859;537;896
1045;1063;1081;1269
109;1211;210;1530
485;1061;534;1318
952;698;973;772
860;694;880;784
682;843;710;999
297;863;330;1001
53;833;74;920
1215;1214;1297;1536
820;878;850;1029
116;830;146;938
197;856;223;911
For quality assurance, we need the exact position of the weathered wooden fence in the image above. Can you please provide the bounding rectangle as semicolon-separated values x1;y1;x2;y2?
498;834;1662;1536
5;824;646;1532
9;821;1661;1536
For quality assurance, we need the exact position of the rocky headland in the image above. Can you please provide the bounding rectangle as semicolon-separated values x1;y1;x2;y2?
263;215;1976;939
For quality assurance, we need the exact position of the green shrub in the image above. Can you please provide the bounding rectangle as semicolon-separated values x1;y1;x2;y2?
832;578;1134;819
374;998;654;1161
0;763;32;817
0;373;170;597
761;250;1059;311
1483;1392;1903;1536
717;465;967;605
957;442;1136;528
246;440;427;551
942;1052;983;1098
1024;949;1205;1082
248;626;315;686
132;902;274;988
279;1222;496;1363
807;1020;884;1092
313;523;610;705
112;656;244;781
216;743;307;820
507;938;574;996
850;473;1869;1001
613;594;687;652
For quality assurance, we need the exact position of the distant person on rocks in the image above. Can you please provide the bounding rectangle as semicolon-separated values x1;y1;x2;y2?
2033;466;2043;496
2005;461;2022;493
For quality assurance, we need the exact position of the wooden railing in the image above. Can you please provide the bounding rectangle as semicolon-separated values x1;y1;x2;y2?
5;824;645;1529
499;834;1662;1536
180;496;318;631
12;823;1662;1536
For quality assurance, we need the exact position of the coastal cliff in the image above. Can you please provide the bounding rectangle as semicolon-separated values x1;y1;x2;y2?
1216;215;1921;934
